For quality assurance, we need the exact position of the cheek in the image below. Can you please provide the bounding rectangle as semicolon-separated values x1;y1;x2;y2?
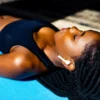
74;39;86;56
64;39;77;56
55;36;75;57
59;39;84;57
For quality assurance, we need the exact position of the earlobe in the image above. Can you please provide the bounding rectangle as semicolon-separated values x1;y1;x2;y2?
58;55;75;71
63;62;75;71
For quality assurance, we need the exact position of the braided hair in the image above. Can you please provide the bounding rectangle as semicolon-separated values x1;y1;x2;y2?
38;41;100;100
74;40;100;99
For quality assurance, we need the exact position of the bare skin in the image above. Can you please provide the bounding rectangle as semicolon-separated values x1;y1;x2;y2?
0;15;100;79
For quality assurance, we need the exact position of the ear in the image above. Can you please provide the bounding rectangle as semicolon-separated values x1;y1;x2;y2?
62;58;75;71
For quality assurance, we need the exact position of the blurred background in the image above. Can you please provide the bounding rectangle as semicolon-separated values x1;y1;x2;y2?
0;0;100;31
0;0;100;21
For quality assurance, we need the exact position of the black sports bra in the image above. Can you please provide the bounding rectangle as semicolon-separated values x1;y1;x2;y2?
0;19;59;70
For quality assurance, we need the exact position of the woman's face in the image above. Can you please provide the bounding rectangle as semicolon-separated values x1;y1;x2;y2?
54;27;100;58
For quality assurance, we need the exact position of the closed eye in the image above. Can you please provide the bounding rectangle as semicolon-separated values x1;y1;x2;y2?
81;31;86;36
74;31;86;40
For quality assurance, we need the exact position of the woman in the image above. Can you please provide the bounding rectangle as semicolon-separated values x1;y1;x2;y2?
0;15;100;77
0;15;100;99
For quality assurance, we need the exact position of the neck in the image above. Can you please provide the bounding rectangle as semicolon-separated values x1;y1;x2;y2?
44;45;64;68
33;27;64;68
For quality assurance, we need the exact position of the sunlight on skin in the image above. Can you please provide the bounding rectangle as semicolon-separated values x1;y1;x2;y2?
14;57;23;66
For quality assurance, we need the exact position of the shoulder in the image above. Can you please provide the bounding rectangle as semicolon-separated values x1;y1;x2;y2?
38;27;56;35
10;45;34;67
10;45;35;58
10;45;47;74
34;27;56;48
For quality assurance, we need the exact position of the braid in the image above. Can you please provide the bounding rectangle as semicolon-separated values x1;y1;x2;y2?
75;41;100;99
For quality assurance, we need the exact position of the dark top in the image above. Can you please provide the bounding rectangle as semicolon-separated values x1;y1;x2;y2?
0;19;59;70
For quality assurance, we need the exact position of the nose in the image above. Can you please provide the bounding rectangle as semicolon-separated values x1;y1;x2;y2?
70;26;83;35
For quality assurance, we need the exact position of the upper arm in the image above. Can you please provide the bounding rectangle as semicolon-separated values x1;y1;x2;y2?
0;46;36;79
